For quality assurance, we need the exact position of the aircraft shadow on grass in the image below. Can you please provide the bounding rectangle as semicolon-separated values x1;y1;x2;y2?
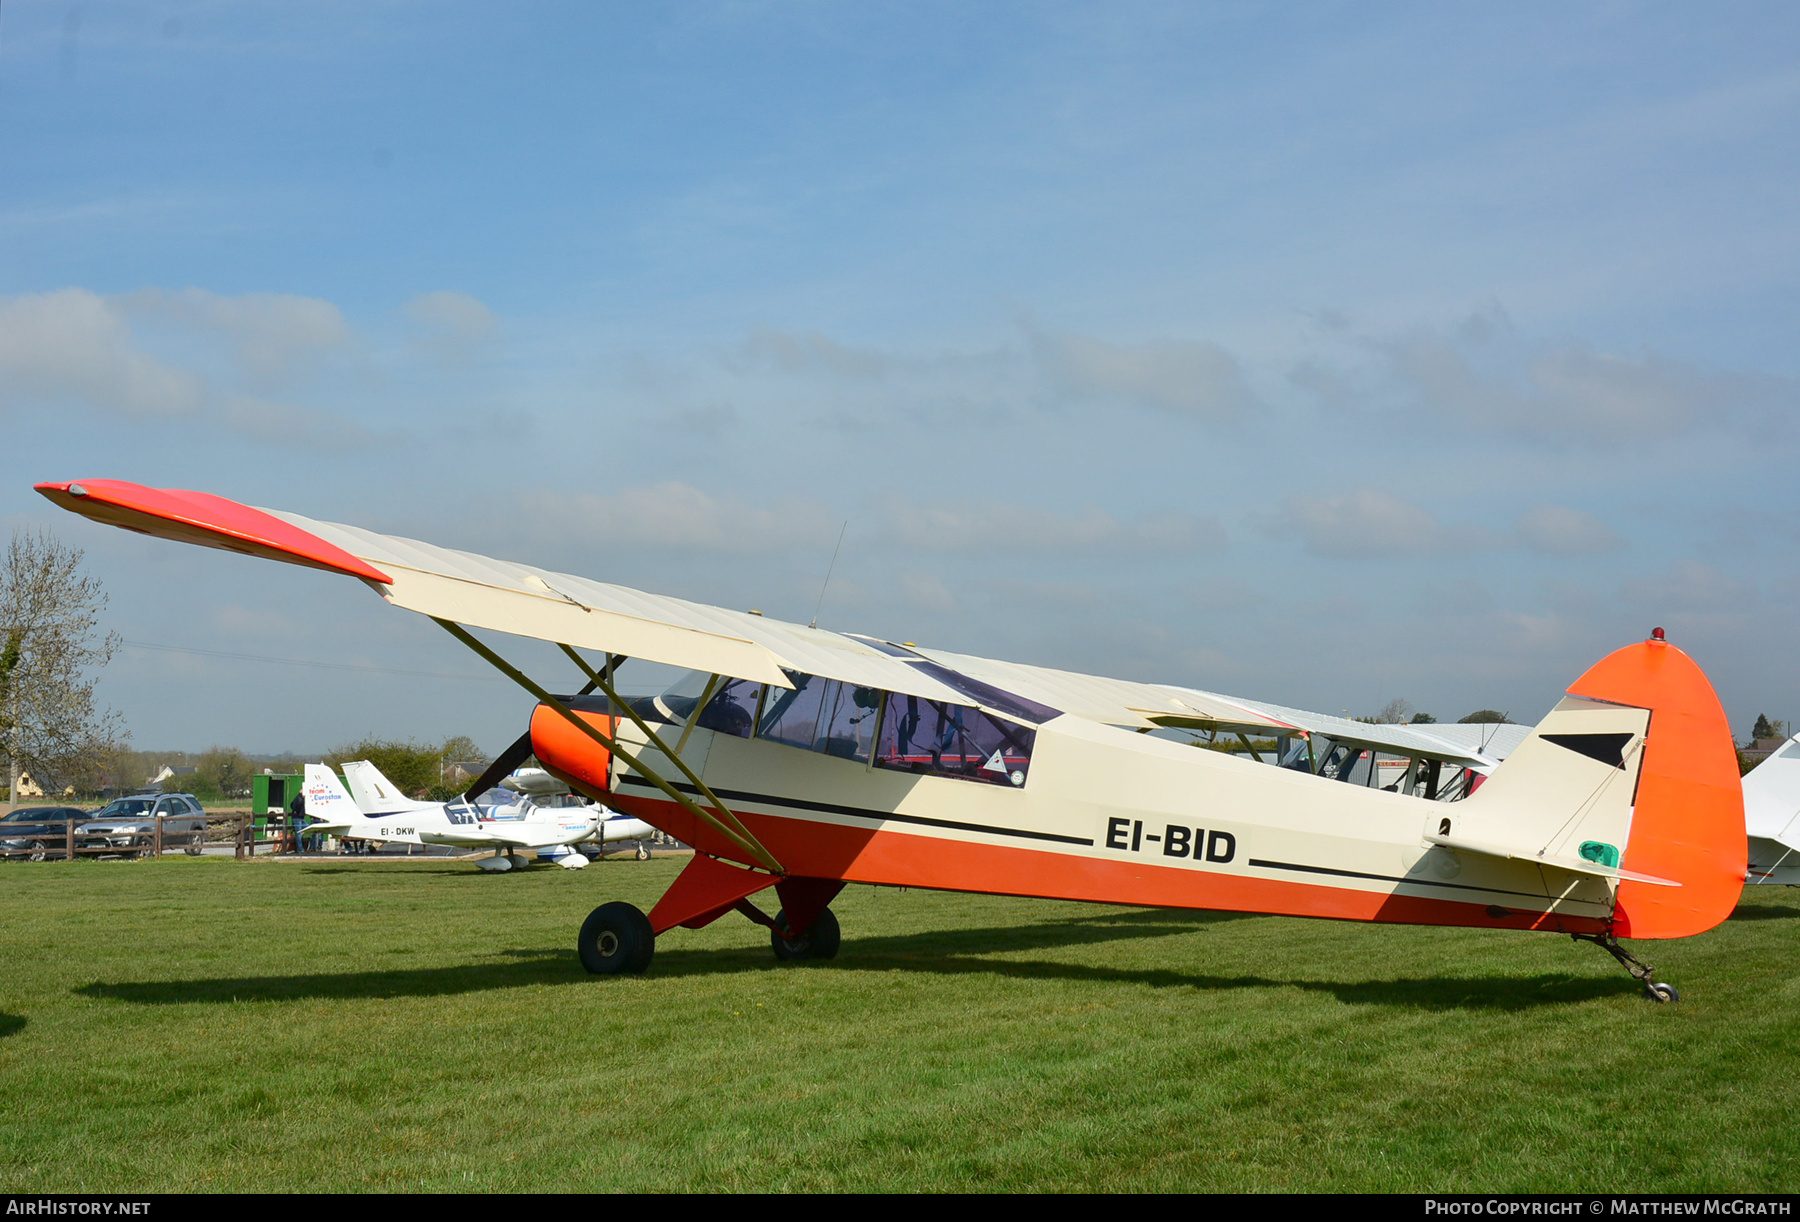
0;1013;25;1039
1728;903;1800;921
75;908;1633;1010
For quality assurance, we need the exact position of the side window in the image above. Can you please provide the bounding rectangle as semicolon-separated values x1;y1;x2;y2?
874;694;1034;787
756;674;879;763
758;673;827;751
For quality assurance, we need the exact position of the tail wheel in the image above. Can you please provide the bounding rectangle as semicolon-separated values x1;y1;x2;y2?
578;901;655;975
1645;981;1680;1004
771;906;840;961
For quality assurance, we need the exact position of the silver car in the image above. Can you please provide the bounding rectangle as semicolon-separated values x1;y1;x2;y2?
79;794;208;857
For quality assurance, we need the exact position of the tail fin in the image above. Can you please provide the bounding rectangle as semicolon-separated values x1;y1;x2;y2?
1447;638;1744;938
341;759;432;814
302;764;362;828
1742;735;1800;850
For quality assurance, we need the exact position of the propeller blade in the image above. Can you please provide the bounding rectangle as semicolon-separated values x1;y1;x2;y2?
461;730;535;800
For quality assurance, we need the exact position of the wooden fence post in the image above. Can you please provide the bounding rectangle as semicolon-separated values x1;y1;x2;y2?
153;815;163;858
65;817;75;863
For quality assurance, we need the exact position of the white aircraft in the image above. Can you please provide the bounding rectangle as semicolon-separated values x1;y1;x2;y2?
335;757;659;859
301;762;654;871
1742;736;1800;885
41;478;1748;1001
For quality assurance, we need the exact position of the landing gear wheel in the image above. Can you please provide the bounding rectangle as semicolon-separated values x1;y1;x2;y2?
1645;981;1680;1004
578;902;654;975
27;841;47;863
635;844;650;861
771;906;840;961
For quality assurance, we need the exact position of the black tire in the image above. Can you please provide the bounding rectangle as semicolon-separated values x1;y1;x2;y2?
185;846;202;856
27;841;48;863
635;844;650;861
1645;981;1680;1004
771;906;840;961
578;902;655;975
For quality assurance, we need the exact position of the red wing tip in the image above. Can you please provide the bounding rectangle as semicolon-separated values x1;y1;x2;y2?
34;477;392;586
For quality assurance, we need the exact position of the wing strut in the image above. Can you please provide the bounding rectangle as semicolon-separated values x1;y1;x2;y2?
552;645;773;867
433;619;783;874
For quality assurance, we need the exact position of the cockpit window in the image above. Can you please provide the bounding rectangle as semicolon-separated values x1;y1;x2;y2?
875;693;1033;787
750;669;1033;783
631;671;760;739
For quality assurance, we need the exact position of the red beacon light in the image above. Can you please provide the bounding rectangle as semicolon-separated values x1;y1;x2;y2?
1650;627;1666;641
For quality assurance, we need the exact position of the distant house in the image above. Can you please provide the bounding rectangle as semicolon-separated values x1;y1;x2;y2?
14;771;74;798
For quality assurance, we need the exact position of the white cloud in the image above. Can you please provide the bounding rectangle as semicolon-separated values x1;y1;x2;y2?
0;288;203;416
1618;559;1753;613
214;395;384;449
122;288;351;382
1369;308;1791;442
740;327;887;378
1256;488;1508;557
405;291;497;343
879;495;1224;553
403;291;499;368
898;572;958;614
523;482;838;553
1027;321;1261;423
1514;505;1625;555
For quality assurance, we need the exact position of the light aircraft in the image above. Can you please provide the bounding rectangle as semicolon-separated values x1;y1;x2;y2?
335;757;658;859
40;479;1746;999
1742;736;1800;885
300;762;653;871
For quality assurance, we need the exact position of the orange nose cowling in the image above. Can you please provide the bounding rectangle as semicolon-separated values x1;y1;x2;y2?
529;703;615;801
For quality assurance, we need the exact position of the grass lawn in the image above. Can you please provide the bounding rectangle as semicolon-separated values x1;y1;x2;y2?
1;854;1797;1193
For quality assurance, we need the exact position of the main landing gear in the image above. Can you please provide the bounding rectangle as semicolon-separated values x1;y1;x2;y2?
1572;931;1680;1003
575;899;843;975
578;902;656;974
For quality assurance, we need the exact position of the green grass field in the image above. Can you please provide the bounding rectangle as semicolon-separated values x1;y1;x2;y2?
2;854;1797;1192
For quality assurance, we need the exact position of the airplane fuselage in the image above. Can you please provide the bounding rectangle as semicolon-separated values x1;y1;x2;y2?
594;710;1620;935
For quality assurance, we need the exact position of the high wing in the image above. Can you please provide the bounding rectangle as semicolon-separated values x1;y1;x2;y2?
36;478;1489;770
911;645;1498;771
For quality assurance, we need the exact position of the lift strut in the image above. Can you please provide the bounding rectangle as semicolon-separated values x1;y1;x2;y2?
432;618;783;875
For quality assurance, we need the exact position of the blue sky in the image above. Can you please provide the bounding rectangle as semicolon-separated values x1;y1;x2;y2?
4;2;1799;755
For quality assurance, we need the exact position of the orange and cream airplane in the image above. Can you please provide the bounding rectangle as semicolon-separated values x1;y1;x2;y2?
37;479;1746;1000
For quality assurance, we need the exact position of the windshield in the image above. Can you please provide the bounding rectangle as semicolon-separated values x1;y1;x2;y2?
91;799;155;819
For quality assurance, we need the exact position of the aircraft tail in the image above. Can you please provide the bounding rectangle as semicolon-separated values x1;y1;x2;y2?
301;764;362;829
341;759;435;815
1441;636;1744;938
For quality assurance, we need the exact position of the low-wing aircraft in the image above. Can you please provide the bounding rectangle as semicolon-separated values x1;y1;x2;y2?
1742;736;1800;885
300;762;653;871
41;479;1745;999
335;757;657;859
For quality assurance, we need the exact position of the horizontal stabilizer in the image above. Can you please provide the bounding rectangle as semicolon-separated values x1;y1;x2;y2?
1424;833;1681;887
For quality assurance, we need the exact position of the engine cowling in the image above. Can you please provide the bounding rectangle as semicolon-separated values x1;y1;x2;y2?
529;697;616;802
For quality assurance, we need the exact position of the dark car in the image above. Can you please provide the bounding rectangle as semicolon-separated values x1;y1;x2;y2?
0;806;92;861
78;794;208;857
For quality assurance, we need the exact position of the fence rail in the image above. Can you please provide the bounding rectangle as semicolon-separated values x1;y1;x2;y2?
0;814;284;861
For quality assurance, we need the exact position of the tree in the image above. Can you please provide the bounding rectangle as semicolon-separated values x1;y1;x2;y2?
1458;709;1512;724
1358;698;1413;725
0;530;125;800
1752;714;1784;742
1409;712;1438;724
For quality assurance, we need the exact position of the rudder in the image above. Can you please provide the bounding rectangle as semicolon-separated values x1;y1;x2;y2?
1569;637;1745;938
